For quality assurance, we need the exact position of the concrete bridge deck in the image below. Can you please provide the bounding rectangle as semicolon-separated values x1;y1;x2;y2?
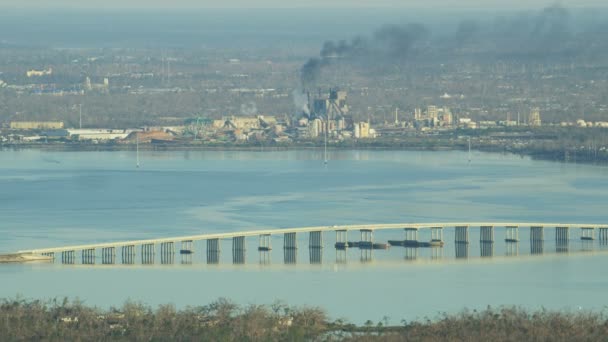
14;222;608;255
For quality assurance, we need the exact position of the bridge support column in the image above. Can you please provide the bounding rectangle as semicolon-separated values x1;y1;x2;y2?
455;226;469;244
480;226;494;257
360;229;373;249
231;236;246;264
61;250;75;264
504;226;519;256
581;227;595;240
530;226;544;255
207;238;220;264
121;245;136;264
102;247;116;265
284;232;297;249
42;252;55;262
581;227;595;251
81;248;95;265
600;228;608;244
480;226;494;243
555;227;569;253
309;231;323;248
431;227;444;243
160;242;174;264
455;226;469;259
309;231;323;264
141;243;155;264
258;234;271;251
283;233;297;264
258;234;271;265
404;228;418;243
180;240;193;264
505;226;519;242
334;230;348;250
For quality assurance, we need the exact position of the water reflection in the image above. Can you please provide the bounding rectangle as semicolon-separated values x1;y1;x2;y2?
360;249;372;263
335;249;347;264
284;248;297;264
431;246;443;260
556;241;569;254
455;242;468;259
530;240;544;255
505;242;519;257
206;250;220;265
480;242;494;258
404;247;418;260
309;247;323;264
259;251;271;265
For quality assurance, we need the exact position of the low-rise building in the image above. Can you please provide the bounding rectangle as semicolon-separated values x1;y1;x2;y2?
10;121;64;130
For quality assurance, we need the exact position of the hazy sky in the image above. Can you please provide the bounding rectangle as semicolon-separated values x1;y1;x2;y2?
2;0;607;10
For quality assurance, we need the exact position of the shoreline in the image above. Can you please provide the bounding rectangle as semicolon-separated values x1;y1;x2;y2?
2;142;607;167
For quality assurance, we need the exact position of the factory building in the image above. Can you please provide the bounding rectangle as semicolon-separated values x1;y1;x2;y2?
311;88;349;119
10;121;64;130
529;108;542;126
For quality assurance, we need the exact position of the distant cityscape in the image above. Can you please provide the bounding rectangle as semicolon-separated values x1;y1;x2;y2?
2;87;607;148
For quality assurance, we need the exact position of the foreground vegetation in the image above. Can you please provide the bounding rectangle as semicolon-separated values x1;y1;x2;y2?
1;298;607;341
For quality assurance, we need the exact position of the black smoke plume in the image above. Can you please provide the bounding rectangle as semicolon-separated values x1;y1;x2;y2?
300;23;429;87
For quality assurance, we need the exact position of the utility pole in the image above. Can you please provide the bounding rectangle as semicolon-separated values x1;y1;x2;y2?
79;104;82;129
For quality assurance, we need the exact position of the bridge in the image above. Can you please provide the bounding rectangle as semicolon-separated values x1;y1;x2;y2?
10;222;608;265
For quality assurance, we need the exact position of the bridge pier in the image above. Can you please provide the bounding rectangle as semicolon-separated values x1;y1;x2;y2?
81;248;95;265
430;227;444;243
102;247;116;265
180;240;193;264
530;226;544;255
283;232;297;264
284;232;297;249
207;238;220;264
480;226;494;243
555;227;569;253
42;252;55;262
479;226;494;257
258;235;271;264
404;228;418;243
335;230;348;249
121;245;136;265
309;231;323;264
231;236;245;264
258;234;271;251
455;226;469;244
61;250;75;264
309;231;323;248
505;226;519;242
141;243;155;264
600;228;608;244
160;242;174;264
360;229;373;249
580;227;595;240
454;226;469;259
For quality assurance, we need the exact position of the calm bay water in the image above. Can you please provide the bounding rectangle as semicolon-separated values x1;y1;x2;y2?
1;149;607;323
